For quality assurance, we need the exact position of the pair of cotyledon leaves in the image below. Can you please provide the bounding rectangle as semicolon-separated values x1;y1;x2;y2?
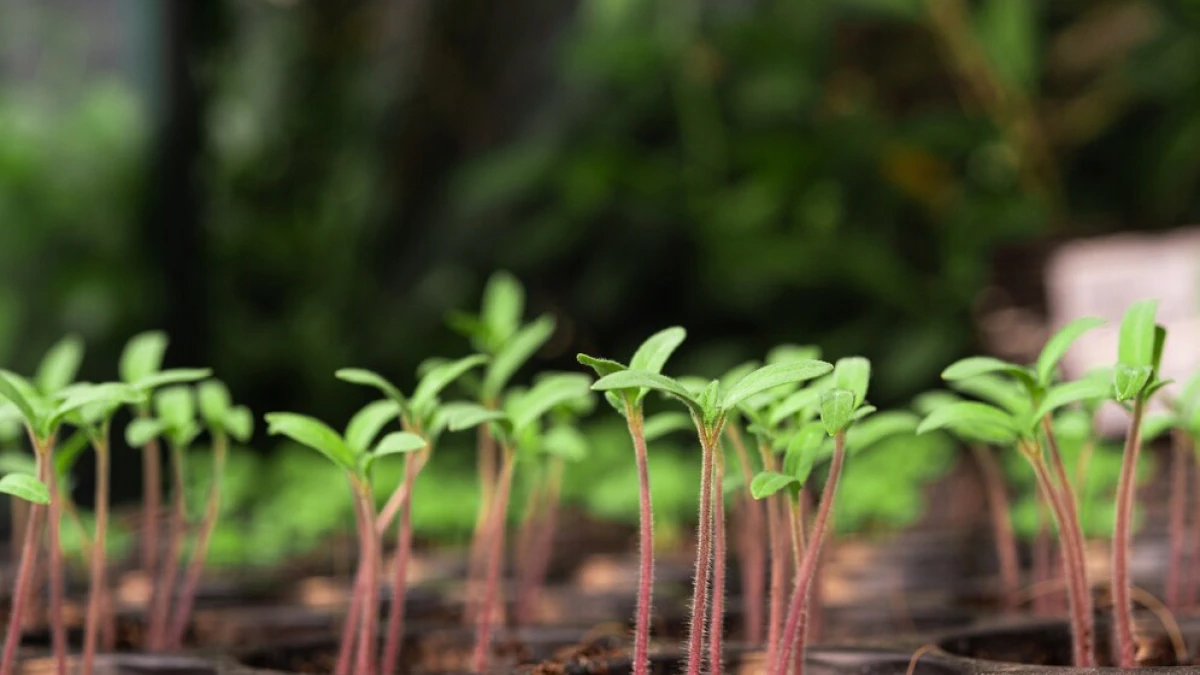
917;300;1170;446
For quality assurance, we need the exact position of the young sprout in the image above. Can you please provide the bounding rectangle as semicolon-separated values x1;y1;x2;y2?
577;326;686;675
1108;300;1169;667
266;405;427;675
335;353;486;675
593;358;831;675
119;332;170;579
0;463;50;675
920;316;1111;667
161;380;253;648
441;372;593;674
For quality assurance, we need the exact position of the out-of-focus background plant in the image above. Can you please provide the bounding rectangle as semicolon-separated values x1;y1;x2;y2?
3;0;1200;562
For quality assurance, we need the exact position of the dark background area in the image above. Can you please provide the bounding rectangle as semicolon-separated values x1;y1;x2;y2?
3;0;1200;507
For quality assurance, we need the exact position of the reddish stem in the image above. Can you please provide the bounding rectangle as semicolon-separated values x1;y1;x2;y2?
0;459;46;675
621;407;655;675
354;487;380;675
726;424;764;646
41;439;66;675
684;428;717;675
140;431;162;580
758;443;785;664
1111;400;1145;668
472;447;515;674
708;448;726;675
381;451;424;675
1027;449;1093;667
82;438;110;675
513;475;544;625
771;431;846;675
1041;419;1091;614
1189;444;1200;608
516;459;563;626
167;434;228;648
336;563;367;675
1031;498;1052;614
467;423;498;625
148;445;187;651
1166;429;1187;611
971;445;1021;612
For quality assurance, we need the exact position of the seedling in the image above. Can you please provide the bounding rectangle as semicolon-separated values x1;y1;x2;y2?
335;353;486;675
577;326;686;675
441;372;594;674
919;316;1112;667
0;465;50;675
593;358;831;675
266;405;427;675
1107;300;1169;668
119;331;169;580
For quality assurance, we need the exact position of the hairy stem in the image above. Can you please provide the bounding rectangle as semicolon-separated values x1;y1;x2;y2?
758;443;785;664
1041;418;1091;611
708;447;726;675
167;433;228;648
1166;429;1187;611
140;430;162;580
38;437;66;675
381;450;426;675
970;444;1020;612
0;453;46;675
1112;400;1145;668
513;471;545;625
726;423;764;645
472;446;515;674
354;486;380;675
684;427;718;675
82;436;110;675
772;431;846;675
1026;447;1093;667
622;406;655;675
335;563;367;675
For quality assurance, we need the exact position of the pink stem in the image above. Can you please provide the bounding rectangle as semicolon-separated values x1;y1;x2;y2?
472;448;515;674
467;424;498;626
140;432;162;581
354;488;379;675
771;431;845;675
512;476;543;625
148;445;187;651
1167;430;1187;611
167;434;228;648
516;459;563;626
971;445;1021;612
1189;445;1200;608
1041;419;1092;617
1111;400;1145;668
684;429;717;675
0;476;45;675
759;444;785;664
623;408;655;675
726;425;764;646
335;563;367;675
381;452;423;675
708;449;726;675
82;439;110;675
44;441;66;675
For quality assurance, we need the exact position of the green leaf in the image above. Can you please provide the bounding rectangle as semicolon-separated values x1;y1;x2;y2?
372;431;428;458
410;354;488;418
55;430;89;480
592;370;699;411
223;406;254;443
483;314;556;400
154;386;196;431
949;375;1029;416
1113;364;1153;402
1032;378;1112;423
768;387;823;427
917;401;1020;444
120;331;168;384
643;412;694;442
509;373;593;432
0;473;50;505
975;0;1037;91
443;404;509;432
784;424;824;482
576;354;626;378
942;357;1034;388
0;371;45;432
766;344;821;365
820;389;856;435
722;360;833;411
130;368;212;392
845;411;918;455
1141;412;1178;443
345;400;401;454
1118;300;1159;368
1144;377;1174;400
126;418;167;448
832;357;871;407
750;471;799;500
540;425;588;462
335;368;409;410
55;383;141;426
1036;317;1105;386
629;326;687;375
912;390;964;416
265;413;356;472
481;271;525;346
35;335;84;395
197;380;232;428
0;451;36;476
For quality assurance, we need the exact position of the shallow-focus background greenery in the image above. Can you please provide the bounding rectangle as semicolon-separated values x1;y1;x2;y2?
3;0;1199;561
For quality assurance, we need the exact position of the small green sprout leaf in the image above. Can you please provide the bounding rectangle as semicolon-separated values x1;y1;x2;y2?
223;406;254;443
481;270;525;346
851;405;876;421
265;413;357;473
1036;317;1105;386
1113;364;1153;402
750;471;800;500
1141;412;1177;443
643;411;693;442
1032;378;1112;423
35;335;84;395
628;326;687;375
592;370;699;411
120;331;168;384
949;375;1029;416
410;354;489;418
126;418;167;448
0;371;46;434
576;355;626;378
942;357;1035;390
345;400;401;454
820;388;856;435
0;473;50;505
483;314;556;401
130;368;213;392
722;360;833;411
197;380;233;428
911;390;961;416
335;369;409;410
508;373;592;432
784;425;824;482
155;386;195;431
443;404;509;432
540;426;588;462
56;383;141;426
766;344;821;365
372;431;427;457
1117;300;1159;368
845;411;918;454
54;431;89;480
832;357;870;407
0;451;36;476
768;387;823;427
917;401;1019;444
